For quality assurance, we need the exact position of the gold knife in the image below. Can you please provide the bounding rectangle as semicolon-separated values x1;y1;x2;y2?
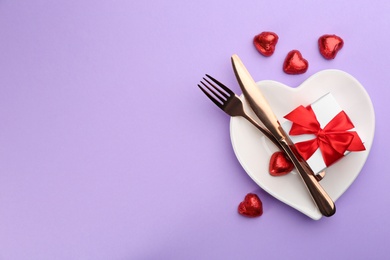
231;54;336;217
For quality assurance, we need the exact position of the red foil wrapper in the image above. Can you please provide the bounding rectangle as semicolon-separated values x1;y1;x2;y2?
283;50;308;74
269;151;294;176
318;34;344;60
253;31;279;57
238;193;263;217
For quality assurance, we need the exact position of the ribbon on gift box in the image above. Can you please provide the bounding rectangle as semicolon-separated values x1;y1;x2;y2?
284;105;366;167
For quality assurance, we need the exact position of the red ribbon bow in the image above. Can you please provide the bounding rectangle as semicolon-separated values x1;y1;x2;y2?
284;105;365;167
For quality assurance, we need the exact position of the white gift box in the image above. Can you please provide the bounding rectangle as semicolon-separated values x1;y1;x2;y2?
281;92;361;175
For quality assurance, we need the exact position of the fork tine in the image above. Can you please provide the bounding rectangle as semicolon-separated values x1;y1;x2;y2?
197;83;224;108
199;80;227;102
202;77;229;100
205;74;234;96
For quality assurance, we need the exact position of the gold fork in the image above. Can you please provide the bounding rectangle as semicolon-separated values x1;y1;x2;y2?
198;74;279;145
198;74;325;181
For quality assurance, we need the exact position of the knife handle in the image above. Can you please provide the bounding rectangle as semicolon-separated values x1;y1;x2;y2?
279;139;336;217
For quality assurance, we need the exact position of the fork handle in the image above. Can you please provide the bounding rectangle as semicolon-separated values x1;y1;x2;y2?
278;139;336;217
244;113;335;215
242;114;281;148
242;114;325;182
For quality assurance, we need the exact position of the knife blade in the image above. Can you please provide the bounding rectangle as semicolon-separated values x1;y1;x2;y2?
231;54;336;217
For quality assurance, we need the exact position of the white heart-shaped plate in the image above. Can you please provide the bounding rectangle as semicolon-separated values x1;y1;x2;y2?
230;70;375;220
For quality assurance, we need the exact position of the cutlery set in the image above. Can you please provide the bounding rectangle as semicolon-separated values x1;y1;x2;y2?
198;54;336;217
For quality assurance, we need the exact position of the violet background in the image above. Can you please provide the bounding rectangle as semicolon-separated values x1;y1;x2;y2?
0;1;388;259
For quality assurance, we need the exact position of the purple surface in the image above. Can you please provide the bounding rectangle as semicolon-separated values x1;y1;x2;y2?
0;1;388;259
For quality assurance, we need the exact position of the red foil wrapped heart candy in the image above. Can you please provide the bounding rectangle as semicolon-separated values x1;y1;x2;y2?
253;32;279;57
318;34;344;59
269;151;294;176
283;50;309;74
238;193;263;217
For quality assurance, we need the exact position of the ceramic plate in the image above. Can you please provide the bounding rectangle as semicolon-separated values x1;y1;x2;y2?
230;70;375;220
